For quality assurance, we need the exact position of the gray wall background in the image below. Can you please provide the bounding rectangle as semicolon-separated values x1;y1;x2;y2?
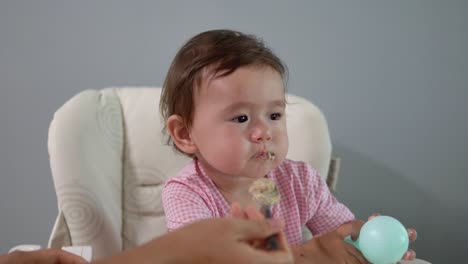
1;1;466;263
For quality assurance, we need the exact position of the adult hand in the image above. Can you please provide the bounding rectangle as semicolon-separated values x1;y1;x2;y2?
0;249;87;264
94;218;293;264
230;202;289;250
168;217;293;264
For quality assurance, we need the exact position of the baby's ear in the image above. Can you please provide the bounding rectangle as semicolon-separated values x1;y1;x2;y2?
166;115;197;154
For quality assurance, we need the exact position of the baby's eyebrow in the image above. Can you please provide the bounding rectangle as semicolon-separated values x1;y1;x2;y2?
269;100;286;108
222;102;253;114
222;100;285;113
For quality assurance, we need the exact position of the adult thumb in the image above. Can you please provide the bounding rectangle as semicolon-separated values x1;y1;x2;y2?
234;218;284;240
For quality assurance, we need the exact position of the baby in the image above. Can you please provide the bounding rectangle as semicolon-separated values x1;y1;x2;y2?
160;29;416;262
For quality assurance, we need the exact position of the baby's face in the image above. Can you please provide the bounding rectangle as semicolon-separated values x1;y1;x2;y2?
189;66;288;180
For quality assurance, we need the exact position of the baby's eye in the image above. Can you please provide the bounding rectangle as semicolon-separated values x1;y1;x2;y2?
270;113;282;120
232;115;249;123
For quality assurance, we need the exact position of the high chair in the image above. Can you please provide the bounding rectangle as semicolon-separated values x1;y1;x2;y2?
47;87;429;263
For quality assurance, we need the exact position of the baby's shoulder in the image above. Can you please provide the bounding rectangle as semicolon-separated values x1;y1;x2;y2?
276;159;319;176
273;159;321;186
162;173;211;205
163;161;205;190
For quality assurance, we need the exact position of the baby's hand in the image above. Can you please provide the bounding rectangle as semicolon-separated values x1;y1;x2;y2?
368;213;417;261
295;220;369;264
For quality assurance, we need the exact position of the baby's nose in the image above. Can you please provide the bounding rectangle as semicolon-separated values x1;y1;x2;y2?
250;124;272;142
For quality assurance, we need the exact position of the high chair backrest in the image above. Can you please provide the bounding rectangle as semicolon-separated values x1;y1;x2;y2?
47;87;339;259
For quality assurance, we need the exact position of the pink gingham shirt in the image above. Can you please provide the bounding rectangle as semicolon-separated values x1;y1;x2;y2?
162;159;354;245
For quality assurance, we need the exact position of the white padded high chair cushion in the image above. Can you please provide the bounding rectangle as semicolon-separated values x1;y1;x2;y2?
48;87;333;259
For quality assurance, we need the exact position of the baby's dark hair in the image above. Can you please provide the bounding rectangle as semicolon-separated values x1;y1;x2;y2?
160;29;288;154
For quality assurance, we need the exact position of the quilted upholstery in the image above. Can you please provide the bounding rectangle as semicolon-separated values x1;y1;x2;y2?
47;87;337;259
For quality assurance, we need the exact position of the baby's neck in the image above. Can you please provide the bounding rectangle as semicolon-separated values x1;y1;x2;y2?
216;183;257;208
211;173;258;206
196;160;261;207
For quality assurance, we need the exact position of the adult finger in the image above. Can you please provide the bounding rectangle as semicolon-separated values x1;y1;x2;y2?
277;229;291;252
245;250;294;264
235;242;292;264
244;204;265;220
230;202;247;219
232;218;284;241
349;255;366;264
36;249;87;264
230;220;293;264
345;243;369;264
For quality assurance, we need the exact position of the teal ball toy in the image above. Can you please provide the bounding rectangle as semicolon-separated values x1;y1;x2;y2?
345;216;409;264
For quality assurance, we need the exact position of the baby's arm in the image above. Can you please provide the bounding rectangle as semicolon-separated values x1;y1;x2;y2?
291;163;366;263
301;163;355;235
291;220;368;264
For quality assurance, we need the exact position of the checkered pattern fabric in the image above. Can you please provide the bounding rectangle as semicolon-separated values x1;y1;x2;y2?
162;159;354;245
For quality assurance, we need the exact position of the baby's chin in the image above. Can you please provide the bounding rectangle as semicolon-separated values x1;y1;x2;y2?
210;157;283;178
247;163;278;178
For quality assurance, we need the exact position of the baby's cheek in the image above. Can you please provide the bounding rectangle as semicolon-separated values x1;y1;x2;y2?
277;135;289;158
211;142;245;168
